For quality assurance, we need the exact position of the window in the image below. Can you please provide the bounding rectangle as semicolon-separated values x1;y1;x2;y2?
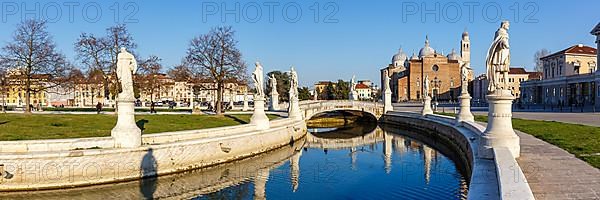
432;65;439;72
574;60;581;74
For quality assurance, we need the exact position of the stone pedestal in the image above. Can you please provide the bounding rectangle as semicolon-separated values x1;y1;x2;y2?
269;93;279;111
479;89;520;158
192;107;202;115
111;99;141;148
421;96;433;116
242;94;249;111
288;98;302;120
349;92;358;101
384;90;393;113
250;97;270;130
456;93;474;124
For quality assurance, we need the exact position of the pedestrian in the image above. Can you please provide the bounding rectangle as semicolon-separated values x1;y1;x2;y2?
150;101;156;114
96;102;103;114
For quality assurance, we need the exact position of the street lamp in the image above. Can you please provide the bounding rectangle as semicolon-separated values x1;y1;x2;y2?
192;85;201;114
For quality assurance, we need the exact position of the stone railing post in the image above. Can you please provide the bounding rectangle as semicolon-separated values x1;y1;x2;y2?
479;89;520;158
422;96;433;116
250;96;270;130
111;97;142;148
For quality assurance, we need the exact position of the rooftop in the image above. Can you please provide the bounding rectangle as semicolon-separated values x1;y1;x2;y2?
542;44;597;59
509;67;528;74
355;83;370;89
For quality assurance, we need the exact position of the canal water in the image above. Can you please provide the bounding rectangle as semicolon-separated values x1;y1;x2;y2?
2;123;469;200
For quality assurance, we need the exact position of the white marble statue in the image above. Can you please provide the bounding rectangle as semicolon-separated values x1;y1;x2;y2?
116;47;138;100
486;21;511;93
461;62;470;94
423;75;430;98
290;67;299;99
384;69;391;91
252;62;265;97
288;66;302;119
350;75;357;92
349;75;358;100
269;74;278;95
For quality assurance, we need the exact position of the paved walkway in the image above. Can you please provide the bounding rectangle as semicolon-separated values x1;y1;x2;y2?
392;104;600;127
516;130;600;200
474;111;600;127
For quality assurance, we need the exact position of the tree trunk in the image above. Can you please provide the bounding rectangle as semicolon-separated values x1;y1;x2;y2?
25;89;31;113
216;83;224;115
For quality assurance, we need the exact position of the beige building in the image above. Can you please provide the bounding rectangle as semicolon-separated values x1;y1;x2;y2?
472;68;541;102
521;44;597;106
4;69;49;107
314;81;335;100
355;82;373;100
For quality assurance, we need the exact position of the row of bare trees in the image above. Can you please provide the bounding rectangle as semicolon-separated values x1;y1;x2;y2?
0;19;247;115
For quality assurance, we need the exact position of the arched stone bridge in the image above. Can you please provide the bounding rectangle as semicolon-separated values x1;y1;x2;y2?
299;100;384;120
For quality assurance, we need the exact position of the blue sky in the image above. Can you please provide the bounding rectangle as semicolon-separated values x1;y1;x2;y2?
0;0;598;87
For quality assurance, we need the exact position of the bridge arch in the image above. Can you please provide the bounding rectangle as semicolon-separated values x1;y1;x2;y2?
299;100;384;120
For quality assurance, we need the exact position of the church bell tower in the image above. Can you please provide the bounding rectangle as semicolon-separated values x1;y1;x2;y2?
461;31;470;64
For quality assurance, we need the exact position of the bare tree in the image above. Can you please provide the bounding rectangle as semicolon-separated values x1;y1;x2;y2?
167;63;193;82
534;49;550;72
74;33;109;102
0;68;7;112
0;19;70;113
185;26;246;115
75;24;136;103
136;55;164;103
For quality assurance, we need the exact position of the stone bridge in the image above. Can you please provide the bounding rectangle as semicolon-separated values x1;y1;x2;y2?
299;100;384;120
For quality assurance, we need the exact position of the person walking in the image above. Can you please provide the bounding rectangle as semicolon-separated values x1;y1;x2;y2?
96;102;103;114
150;101;156;114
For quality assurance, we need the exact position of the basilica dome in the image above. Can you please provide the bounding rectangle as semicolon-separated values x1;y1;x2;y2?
419;36;435;58
392;48;407;67
447;49;462;61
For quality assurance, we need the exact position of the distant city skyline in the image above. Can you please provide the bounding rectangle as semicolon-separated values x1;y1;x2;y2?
0;0;597;87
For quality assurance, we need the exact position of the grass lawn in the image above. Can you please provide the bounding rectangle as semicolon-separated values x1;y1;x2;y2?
436;112;600;168
0;114;279;141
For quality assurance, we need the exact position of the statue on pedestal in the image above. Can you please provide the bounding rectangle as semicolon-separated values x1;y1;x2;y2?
349;75;358;100
480;21;520;159
486;21;511;93
290;67;299;99
383;69;393;112
288;67;302;119
111;47;141;148
250;62;270;130
423;75;430;98
269;74;279;110
270;74;278;94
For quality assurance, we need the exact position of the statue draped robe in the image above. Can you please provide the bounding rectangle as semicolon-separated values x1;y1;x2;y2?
486;28;510;93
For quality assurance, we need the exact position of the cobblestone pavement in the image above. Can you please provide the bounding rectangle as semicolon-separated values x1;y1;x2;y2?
516;130;600;200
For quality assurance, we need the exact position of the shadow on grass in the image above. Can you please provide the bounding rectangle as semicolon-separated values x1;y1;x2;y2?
224;115;248;124
0;121;9;125
137;119;149;131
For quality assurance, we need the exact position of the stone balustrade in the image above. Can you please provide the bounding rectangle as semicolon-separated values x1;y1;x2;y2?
382;111;534;200
0;117;306;191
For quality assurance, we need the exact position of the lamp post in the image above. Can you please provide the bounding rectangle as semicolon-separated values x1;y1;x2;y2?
192;85;201;114
432;77;442;111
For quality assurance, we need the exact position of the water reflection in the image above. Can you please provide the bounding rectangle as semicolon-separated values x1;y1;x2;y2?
1;123;468;200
